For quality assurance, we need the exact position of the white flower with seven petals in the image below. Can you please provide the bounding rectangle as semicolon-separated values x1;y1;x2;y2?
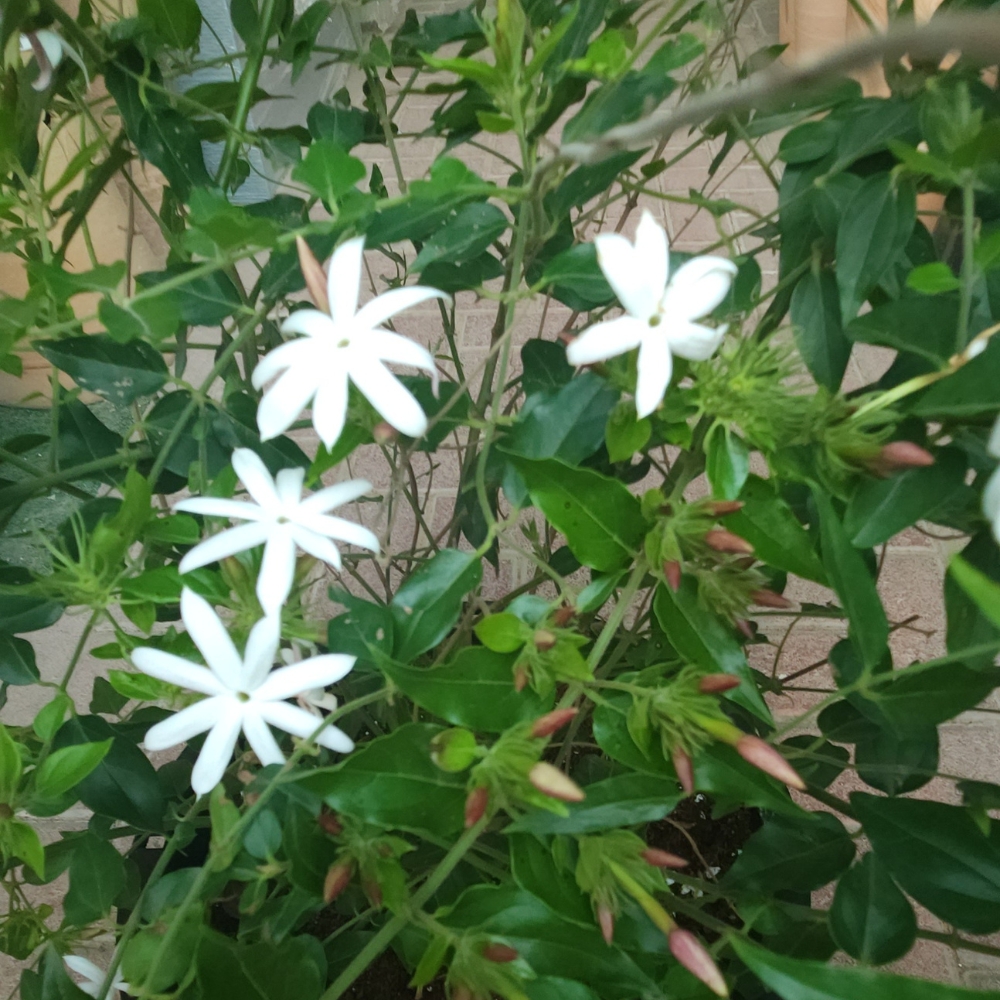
175;448;378;614
252;236;449;448
133;588;355;796
566;210;737;418
63;955;130;1000
983;416;1000;543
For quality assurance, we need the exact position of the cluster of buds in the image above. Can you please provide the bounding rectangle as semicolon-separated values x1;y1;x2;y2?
474;610;591;697
456;708;585;828
318;813;414;913
446;933;534;1000
574;831;726;996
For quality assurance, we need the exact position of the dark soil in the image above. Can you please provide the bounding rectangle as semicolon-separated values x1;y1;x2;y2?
340;950;447;1000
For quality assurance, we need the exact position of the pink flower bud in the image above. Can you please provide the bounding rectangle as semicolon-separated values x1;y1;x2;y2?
529;762;585;802
552;604;575;627
530;707;579;739
698;674;741;694
363;878;383;908
736;735;806;791
672;748;695;795
642;848;688;869
870;440;935;476
663;559;682;592
704;529;754;555
323;860;354;903
373;421;398;444
669;928;729;997
513;666;529;692
735;619;754;640
706;500;744;516
465;786;489;828
318;806;343;836
482;943;519;963
750;589;794;609
533;629;557;651
597;903;615;945
295;236;330;314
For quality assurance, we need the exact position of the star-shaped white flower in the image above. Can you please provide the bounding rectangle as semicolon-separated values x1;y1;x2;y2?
63;955;130;1000
133;588;355;796
19;30;88;90
252;236;449;448
983;416;1000;542
567;210;737;418
175;448;378;615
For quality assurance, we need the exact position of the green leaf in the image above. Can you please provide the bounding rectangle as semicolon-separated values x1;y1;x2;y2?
836;175;916;321
36;336;168;403
911;332;1000;417
855;720;938;796
64;833;125;925
27;261;126;303
521;340;573;396
187;188;280;252
705;423;750;500
830;853;916;965
605;402;650;462
508;832;593;925
197;931;323;1000
723;813;854;894
907;261;960;294
99;295;180;345
136;267;242;325
778;119;840;164
390;549;483;662
474;613;529;653
297;724;467;837
508;773;683;835
292;140;366;205
307;100;379;150
790;270;850;391
949;553;1000;631
412;202;509;270
653;580;771;721
34;741;112;801
846;296;958;364
33;695;71;743
508;456;643;573
540;244;615;310
378;647;552;732
723;476;826;583
0;725;22;803
844;448;968;548
0;633;39;685
138;0;202;47
733;937;998;1000
811;488;889;673
853;792;1000;933
5;821;44;879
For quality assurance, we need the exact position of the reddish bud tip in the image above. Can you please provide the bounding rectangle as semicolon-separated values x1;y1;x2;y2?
552;604;575;627
533;629;557;651
363;878;383;909
736;735;806;791
451;987;473;1000
698;673;742;694
672;748;695;796
870;441;935;476
482;943;519;963
465;786;490;828
529;762;585;802
642;847;689;869
373;421;399;444
323;860;354;903
707;500;744;516
704;529;754;555
663;559;682;592
750;589;794;610
531;707;579;739
735;619;754;640
597;903;615;945
669;929;729;997
318;806;343;837
513;666;529;692
295;235;330;314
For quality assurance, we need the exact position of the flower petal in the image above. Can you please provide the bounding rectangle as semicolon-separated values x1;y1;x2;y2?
984;467;1000;526
64;956;104;987
190;705;244;796
355;285;450;330
311;370;349;449
299;478;372;515
242;708;285;766
566;315;646;366
367;329;439;396
255;653;355;702
252;337;315;389
662;255;737;321
181;588;243;690
328;236;365;323
257;366;321;442
131;649;228;696
143;697;226;751
173;497;265;521
595;230;659;319
256;526;297;615
635;335;673;418
634;210;669;306
988;416;1000;459
299;512;380;553
232;449;280;511
178;521;272;574
278;309;337;342
243;614;281;691
290;526;342;569
259;701;355;753
275;467;306;507
666;320;727;361
350;358;427;437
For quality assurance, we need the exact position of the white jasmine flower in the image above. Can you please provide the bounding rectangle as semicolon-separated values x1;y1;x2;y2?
281;643;338;714
983;416;1000;542
252;236;449;447
20;30;88;90
567;210;737;418
63;955;129;1000
133;588;355;796
175;448;378;615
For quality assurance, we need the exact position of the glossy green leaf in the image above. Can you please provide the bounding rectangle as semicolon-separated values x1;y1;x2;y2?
605;401;650;462
5;821;44;879
99;296;180;346
855;723;938;796
706;423;750;500
136;267;242;325
0;633;39;685
412;202;508;270
64;833;125;925
540;244;615;310
521;340;573;396
527;979;600;1000
911;335;1000;417
508;832;593;925
36;336;168;403
0;724;22;803
949;553;1000;631
390;549;482;662
853;793;1000;933
297;724;466;837
946;533;1000;668
907;261;960;294
378;647;551;732
508;456;643;573
34;741;112;801
723;813;854;894
790;270;850;391
138;0;202;48
778;119;840;163
292;140;366;205
846;296;959;364
474;613;528;653
830;853;916;965
27;261;126;303
307;100;379;149
197;931;324;1000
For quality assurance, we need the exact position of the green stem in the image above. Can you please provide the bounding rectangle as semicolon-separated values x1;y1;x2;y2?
318;818;488;1000
958;178;977;349
0;449;90;501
